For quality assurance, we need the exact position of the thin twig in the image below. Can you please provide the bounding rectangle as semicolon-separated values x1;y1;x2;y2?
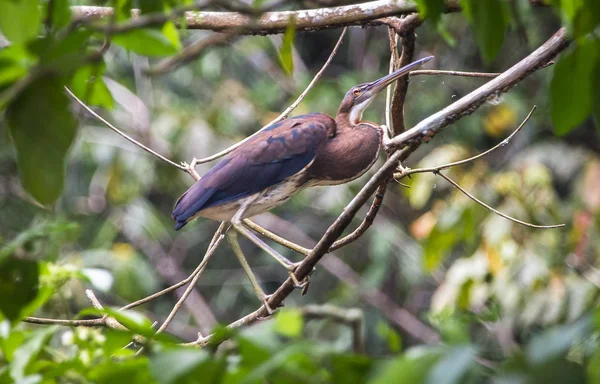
190;27;347;165
146;31;238;76
408;61;554;78
23;317;105;327
155;223;228;335
85;290;128;331
393;106;565;229
437;172;564;229
121;222;228;311
398;106;537;176
65;87;188;172
329;183;388;251
410;69;500;78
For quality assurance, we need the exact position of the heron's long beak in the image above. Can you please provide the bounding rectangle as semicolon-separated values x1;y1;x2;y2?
358;55;434;102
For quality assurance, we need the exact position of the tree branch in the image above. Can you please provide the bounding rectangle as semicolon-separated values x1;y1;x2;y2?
71;1;460;35
188;26;570;347
388;27;569;150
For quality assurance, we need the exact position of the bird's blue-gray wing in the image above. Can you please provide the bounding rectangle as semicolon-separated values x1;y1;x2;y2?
172;114;335;229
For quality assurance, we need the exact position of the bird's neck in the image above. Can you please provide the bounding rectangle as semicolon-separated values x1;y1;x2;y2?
335;112;357;132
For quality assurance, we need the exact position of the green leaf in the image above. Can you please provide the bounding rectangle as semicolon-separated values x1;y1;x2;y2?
0;0;41;44
70;62;114;109
29;30;92;75
150;348;213;384
0;258;39;323
7;76;77;205
460;0;509;63
161;21;182;51
89;357;153;384
112;28;180;56
331;354;373;384
526;315;592;365
10;326;58;382
550;38;599;135
369;347;443;384
101;307;156;338
426;345;476;384
0;329;25;362
423;228;458;272
277;19;295;76
274;308;304;338
588;347;600;383
572;0;600;39
416;0;445;24
0;44;37;88
45;0;71;30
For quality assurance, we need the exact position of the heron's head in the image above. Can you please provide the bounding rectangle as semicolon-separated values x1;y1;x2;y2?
338;56;433;125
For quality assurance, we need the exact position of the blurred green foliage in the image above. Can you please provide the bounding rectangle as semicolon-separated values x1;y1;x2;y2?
1;0;600;383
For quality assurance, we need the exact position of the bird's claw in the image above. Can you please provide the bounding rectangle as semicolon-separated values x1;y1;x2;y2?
287;264;313;295
261;295;275;316
257;295;284;320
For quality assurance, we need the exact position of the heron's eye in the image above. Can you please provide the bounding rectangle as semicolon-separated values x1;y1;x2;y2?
353;89;361;96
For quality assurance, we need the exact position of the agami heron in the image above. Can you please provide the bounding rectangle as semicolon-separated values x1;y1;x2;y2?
172;56;433;312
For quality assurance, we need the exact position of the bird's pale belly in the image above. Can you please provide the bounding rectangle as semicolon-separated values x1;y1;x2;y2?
195;173;307;222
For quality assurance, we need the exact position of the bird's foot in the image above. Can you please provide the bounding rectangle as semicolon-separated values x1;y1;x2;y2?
395;163;411;174
287;263;313;295
260;295;275;316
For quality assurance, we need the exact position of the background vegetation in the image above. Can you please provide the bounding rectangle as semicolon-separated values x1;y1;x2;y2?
0;0;599;383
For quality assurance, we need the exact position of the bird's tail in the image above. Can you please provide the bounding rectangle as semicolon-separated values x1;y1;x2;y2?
171;182;216;230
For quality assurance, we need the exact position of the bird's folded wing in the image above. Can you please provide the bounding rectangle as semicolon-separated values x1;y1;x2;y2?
172;113;335;227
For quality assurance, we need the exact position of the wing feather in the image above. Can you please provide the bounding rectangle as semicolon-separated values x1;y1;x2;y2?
172;113;335;229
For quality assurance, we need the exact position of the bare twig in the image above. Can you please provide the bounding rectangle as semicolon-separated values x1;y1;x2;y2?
85;289;126;331
71;1;460;35
329;183;387;251
146;31;238;76
23;317;105;327
398;106;537;176
155;223;228;335
439;172;564;229
189;27;347;165
408;61;554;78
393;106;565;229
410;69;500;78
65;87;189;173
120;220;218;334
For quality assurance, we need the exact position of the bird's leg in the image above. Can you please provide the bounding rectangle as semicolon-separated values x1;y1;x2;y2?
231;204;310;291
232;223;310;290
227;231;275;315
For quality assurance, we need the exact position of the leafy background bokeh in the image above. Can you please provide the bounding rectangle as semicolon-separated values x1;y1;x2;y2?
1;0;600;382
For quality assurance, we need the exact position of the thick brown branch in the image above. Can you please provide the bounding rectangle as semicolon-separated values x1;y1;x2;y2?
71;1;460;35
389;27;569;149
390;22;415;135
190;26;570;347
